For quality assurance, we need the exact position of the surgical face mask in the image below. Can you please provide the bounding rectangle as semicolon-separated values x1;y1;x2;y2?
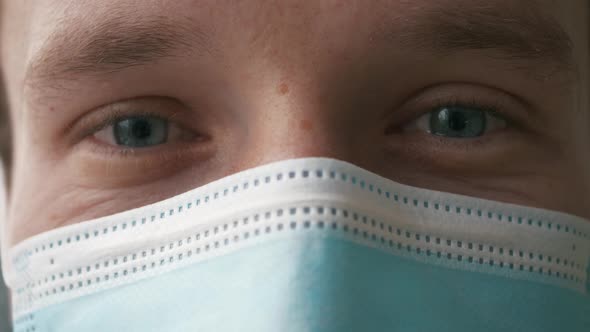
3;158;590;332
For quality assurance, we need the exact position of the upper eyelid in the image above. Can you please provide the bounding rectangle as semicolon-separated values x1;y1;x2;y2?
68;97;190;144
390;83;533;128
71;84;530;144
78;109;168;142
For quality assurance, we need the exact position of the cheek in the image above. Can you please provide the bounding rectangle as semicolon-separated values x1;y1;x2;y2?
6;139;123;246
7;180;110;247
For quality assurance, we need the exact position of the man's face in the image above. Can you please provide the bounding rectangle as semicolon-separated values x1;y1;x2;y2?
1;0;589;246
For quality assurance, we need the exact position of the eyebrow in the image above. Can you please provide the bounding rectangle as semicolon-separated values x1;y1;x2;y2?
378;3;575;76
25;16;212;87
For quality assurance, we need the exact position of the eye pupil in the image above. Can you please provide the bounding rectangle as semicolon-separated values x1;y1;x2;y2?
447;111;467;131
114;116;168;147
131;120;152;139
430;107;486;138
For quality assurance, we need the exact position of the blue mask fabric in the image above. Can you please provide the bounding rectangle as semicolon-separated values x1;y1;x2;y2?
3;158;589;332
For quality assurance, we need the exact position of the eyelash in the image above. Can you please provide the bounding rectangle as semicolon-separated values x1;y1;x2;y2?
77;89;521;159
386;95;517;137
71;98;206;159
82;109;168;140
430;97;501;115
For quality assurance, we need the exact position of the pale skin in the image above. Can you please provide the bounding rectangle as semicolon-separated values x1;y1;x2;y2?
1;0;589;247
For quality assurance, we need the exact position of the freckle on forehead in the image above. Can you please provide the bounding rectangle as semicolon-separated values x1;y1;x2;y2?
277;82;289;95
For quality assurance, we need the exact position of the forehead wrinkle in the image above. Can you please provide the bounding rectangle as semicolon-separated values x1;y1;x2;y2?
24;13;212;89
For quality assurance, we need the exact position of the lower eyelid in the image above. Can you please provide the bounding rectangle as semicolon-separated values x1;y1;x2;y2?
80;129;216;162
70;139;218;188
386;129;523;162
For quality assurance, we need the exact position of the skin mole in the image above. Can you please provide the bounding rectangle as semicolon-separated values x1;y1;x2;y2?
299;119;313;132
278;82;290;96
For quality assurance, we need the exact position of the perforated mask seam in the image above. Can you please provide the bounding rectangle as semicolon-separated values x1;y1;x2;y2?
13;167;588;266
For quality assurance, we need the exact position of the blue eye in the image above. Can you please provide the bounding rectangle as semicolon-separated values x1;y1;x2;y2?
112;116;168;148
407;104;507;139
429;107;487;138
93;113;199;149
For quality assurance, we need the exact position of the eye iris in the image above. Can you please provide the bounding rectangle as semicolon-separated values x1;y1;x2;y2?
429;107;486;138
114;117;168;147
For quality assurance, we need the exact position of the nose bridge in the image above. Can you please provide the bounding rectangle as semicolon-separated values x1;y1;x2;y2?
235;87;349;169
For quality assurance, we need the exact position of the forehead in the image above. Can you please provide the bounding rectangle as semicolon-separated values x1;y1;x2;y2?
2;2;586;51
0;0;587;100
2;1;586;54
